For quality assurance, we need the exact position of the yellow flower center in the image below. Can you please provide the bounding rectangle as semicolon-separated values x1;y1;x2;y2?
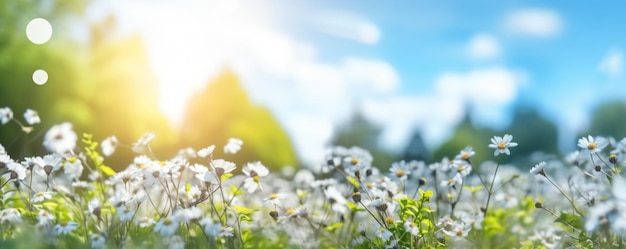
287;208;295;216
379;227;386;233
269;193;278;200
385;217;394;224
457;166;464;172
60;221;68;226
163;218;172;225
36;192;44;197
138;163;145;169
587;142;597;150
68;157;77;163
253;175;260;183
350;157;359;166
461;152;470;160
456;230;464;236
395;169;405;177
497;142;506;150
409;222;416;228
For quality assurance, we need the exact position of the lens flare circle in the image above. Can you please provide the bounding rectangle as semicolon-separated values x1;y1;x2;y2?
26;18;53;44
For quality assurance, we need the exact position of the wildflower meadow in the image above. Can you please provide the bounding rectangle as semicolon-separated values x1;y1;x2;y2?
1;106;626;249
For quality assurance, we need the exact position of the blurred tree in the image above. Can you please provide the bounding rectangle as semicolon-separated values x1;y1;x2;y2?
581;101;626;140
403;130;429;162
507;107;559;159
331;111;399;170
433;106;558;166
181;70;299;171
432;112;497;165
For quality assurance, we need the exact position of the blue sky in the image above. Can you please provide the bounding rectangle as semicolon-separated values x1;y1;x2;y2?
88;0;626;162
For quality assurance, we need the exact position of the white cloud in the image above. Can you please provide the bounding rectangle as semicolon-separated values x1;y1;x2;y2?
598;49;623;78
361;68;524;151
466;33;501;59
343;58;399;93
312;10;381;44
504;9;563;38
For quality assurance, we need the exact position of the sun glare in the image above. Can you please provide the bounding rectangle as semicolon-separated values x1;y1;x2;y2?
118;1;272;128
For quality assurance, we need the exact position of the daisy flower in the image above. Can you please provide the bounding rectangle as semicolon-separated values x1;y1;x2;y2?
224;138;243;154
242;162;269;193
456;146;475;161
0;107;13;125
376;227;393;242
197;145;216;158
210;159;236;177
263;193;288;207
488;134;518;156
42;122;77;155
578;135;608;155
7;161;26;180
90;233;106;249
23;108;40;125
154;216;179;236
136;217;156;227
55;221;79;235
0;208;22;224
101;136;118;157
32;191;54;203
530;161;547;176
132;132;155;153
388;161;411;181
88;199;101;216
37;210;55;225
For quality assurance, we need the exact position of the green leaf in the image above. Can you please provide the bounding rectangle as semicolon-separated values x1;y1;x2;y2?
325;222;343;231
555;212;583;230
463;185;484;194
419;189;433;199
228;184;243;197
346;176;360;188
220;173;233;181
233;205;256;216
99;165;116;176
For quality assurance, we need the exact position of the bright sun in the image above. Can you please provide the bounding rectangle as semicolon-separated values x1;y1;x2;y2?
111;1;273;128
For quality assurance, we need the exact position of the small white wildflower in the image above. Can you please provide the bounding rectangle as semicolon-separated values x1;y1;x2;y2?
578;135;608;155
32;191;53;203
224;138;243;154
0;208;22;224
54;221;79;235
389;161;411;181
43;122;77;154
488;134;518;156
197;145;215;158
101;136;118;156
90;233;106;249
210;159;236;177
154;216;179;236
0;107;13;125
376;227;393;242
132;132;155;153
404;221;419;236
136;217;156;227
23;108;41;125
37;209;55;225
530;161;547;176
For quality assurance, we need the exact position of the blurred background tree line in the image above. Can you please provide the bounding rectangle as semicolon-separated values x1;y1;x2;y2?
2;1;626;173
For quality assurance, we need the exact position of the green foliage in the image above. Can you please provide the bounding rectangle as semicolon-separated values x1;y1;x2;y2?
582;101;626;139
181;70;298;171
331;111;399;169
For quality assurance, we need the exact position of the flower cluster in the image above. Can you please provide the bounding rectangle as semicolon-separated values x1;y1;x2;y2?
1;105;626;249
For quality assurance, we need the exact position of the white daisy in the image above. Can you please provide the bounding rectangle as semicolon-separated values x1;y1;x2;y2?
42;122;77;155
488;134;518;156
224;138;243;154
